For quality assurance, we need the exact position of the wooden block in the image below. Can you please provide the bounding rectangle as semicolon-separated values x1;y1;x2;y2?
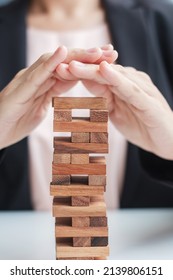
55;225;108;237
90;217;107;227
73;237;91;247
54;118;107;132
54;137;108;154
53;195;106;217
90;110;108;122
90;132;108;143
89;175;106;186
71;133;89;143
91;237;108;247
53;153;70;164
54;110;72;122
71;196;90;206
55;238;109;258
52;175;70;185
71;176;88;185
56;243;109;258
71;154;89;164
50;184;104;197
55;217;71;226
90;156;105;164
72;217;90;227
53;97;107;110
52;161;106;175
57;257;95;260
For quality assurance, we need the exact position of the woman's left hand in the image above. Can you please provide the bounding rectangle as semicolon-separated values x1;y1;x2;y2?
56;61;173;160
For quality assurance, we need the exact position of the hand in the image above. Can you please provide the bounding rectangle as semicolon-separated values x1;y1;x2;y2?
0;46;117;149
56;61;173;160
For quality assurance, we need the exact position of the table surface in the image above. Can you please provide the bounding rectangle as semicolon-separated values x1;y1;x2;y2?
0;209;173;260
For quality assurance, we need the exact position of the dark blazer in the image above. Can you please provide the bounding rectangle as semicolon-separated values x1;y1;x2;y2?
0;0;173;210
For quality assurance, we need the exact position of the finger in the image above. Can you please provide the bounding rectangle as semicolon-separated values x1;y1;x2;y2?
15;46;68;103
113;65;169;107
99;61;151;110
55;63;78;81
101;44;114;51
35;77;57;98
95;49;118;64
82;80;108;97
64;47;118;64
69;61;108;84
48;80;77;96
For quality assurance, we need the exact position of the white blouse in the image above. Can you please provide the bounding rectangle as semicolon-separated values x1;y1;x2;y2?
27;23;127;210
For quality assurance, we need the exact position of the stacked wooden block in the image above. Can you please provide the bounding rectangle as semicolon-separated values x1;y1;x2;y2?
50;97;109;260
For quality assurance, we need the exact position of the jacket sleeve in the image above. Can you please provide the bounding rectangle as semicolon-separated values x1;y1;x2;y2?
138;1;173;187
139;149;173;187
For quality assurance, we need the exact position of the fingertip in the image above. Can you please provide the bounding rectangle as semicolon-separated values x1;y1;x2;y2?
101;44;114;51
99;61;116;82
56;62;68;71
54;45;68;60
69;60;86;70
100;61;110;70
112;50;118;61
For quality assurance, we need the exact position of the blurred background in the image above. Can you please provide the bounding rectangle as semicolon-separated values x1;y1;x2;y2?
1;0;173;5
0;0;11;4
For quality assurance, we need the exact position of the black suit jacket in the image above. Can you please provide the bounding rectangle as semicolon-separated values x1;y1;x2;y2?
0;0;173;210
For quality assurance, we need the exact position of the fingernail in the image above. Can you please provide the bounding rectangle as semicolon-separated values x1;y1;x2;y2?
101;44;114;50
103;50;114;57
87;47;98;53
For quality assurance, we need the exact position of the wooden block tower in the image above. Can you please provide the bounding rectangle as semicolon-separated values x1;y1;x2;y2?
50;97;109;260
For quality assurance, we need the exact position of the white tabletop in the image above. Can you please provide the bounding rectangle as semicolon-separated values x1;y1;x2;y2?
0;209;173;260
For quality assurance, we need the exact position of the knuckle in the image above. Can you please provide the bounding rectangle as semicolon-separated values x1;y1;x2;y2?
15;68;27;78
126;66;136;72
138;71;151;80
115;64;124;71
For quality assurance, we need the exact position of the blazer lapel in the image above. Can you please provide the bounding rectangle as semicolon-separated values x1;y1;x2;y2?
103;0;148;71
0;0;28;90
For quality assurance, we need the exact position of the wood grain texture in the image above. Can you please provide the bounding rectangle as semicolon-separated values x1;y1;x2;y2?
90;217;107;227
72;217;90;227
55;226;108;237
52;175;70;185
91;237;108;247
52;96;109;260
54;110;72;122
52;161;106;175
56;243;109;258
71;154;89;164
53;97;107;109
71;132;89;143
50;184;105;197
71;196;90;206
53;153;71;164
54;137;108;154
90;110;108;122
53;195;106;217
90;132;108;143
89;175;106;186
73;237;91;247
54;118;107;132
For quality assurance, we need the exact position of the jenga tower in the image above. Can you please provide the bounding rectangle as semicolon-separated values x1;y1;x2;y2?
50;97;109;260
